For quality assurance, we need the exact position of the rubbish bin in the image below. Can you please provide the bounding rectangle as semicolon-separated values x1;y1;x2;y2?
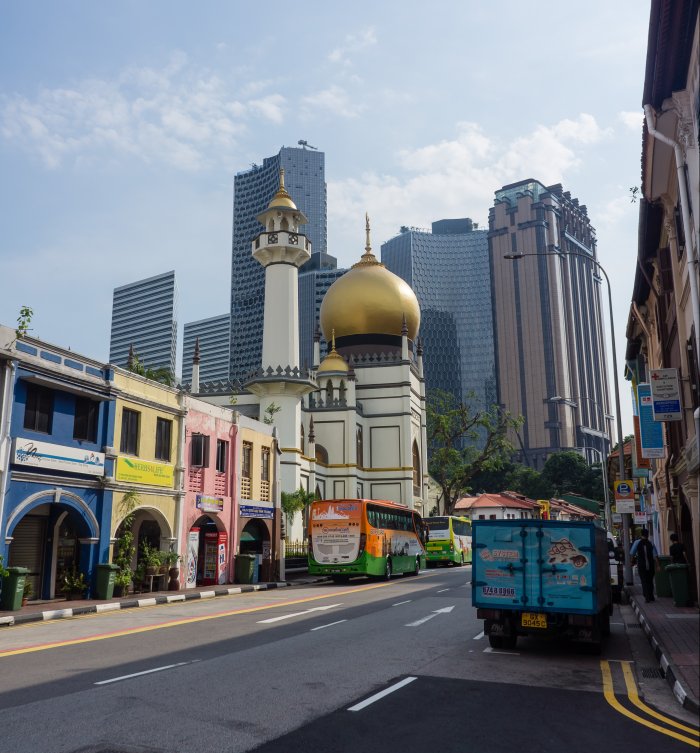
95;563;119;600
655;555;673;598
1;567;29;611
666;563;691;607
235;554;255;584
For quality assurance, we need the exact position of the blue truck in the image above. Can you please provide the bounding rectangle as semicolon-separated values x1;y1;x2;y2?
472;519;612;651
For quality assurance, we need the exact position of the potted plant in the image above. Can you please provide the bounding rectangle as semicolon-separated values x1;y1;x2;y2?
60;567;88;600
22;580;33;606
164;551;182;591
140;542;162;576
113;491;139;596
113;569;132;598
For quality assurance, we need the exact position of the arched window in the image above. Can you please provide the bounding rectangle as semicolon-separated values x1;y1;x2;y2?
356;426;364;469
281;216;289;230
339;380;347;404
268;218;275;231
325;380;333;405
300;424;305;455
412;440;421;494
315;444;329;465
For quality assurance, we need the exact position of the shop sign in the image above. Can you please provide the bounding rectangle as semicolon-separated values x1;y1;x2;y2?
649;369;682;421
116;456;174;487
196;494;224;513
13;438;105;476
637;384;665;458
218;532;228;585
186;528;199;588
240;500;274;519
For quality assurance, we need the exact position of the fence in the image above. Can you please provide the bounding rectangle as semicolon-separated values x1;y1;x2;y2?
285;540;308;557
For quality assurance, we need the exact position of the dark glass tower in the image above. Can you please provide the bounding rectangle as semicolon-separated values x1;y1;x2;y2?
229;145;327;382
381;221;496;413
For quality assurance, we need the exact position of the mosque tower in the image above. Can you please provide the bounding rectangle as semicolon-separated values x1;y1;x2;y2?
245;170;317;493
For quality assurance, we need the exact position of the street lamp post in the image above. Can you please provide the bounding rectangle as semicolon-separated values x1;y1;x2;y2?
504;250;632;584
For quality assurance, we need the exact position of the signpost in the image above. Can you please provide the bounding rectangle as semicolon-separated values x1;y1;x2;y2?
637;384;665;457
650;368;682;421
614;480;635;514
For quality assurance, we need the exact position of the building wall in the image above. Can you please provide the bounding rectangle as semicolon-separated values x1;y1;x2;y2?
109;271;178;376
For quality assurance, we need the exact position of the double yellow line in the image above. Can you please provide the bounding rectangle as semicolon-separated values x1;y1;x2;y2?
600;660;699;748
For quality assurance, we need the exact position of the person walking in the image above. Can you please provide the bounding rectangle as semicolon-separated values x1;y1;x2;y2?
630;528;658;602
669;532;688;564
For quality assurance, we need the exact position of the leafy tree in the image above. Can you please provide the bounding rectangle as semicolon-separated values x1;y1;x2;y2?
127;349;175;386
427;389;523;515
281;486;316;518
503;464;553;500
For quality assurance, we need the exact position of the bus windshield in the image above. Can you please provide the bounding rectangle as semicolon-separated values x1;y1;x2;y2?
425;517;450;540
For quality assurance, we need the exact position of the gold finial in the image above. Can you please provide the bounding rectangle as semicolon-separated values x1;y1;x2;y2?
279;167;285;190
268;168;297;209
353;211;382;268
331;329;336;352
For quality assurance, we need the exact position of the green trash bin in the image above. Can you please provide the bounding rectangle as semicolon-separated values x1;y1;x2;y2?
655;555;673;597
666;563;691;607
1;567;29;611
235;554;255;584
95;563;119;600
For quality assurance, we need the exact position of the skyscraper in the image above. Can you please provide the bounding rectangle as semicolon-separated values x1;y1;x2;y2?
382;220;496;413
109;271;177;375
230;145;328;382
488;179;612;469
299;261;347;369
182;313;231;386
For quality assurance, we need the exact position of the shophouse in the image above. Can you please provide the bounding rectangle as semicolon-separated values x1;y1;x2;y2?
182;395;237;587
0;325;115;600
110;367;184;589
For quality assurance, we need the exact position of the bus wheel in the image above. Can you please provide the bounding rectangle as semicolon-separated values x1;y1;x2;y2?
384;559;392;581
460;552;465;567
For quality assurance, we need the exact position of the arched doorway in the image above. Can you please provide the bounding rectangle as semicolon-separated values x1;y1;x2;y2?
239;519;270;555
189;515;227;586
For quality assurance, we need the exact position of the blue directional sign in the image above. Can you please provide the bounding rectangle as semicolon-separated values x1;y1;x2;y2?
637;384;665;458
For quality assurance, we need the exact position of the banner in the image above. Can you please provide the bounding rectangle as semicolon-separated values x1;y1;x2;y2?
13;438;105;476
116;456;174;487
196;494;224;513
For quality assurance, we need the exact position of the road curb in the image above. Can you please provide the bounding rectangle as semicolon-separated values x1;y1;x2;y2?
1;581;291;627
628;593;700;715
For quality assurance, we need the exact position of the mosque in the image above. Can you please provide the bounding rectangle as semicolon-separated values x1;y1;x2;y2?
196;171;428;538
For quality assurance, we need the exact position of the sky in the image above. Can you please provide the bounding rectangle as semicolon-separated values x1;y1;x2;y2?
0;1;651;435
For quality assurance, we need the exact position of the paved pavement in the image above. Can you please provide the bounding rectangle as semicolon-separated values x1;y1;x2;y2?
1;569;697;715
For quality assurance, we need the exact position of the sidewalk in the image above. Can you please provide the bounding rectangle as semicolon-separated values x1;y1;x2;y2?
626;581;699;715
0;570;328;628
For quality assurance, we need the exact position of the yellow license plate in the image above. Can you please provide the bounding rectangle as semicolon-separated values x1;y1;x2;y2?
521;612;547;629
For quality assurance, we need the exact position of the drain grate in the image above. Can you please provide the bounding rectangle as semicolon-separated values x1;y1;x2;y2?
641;667;665;679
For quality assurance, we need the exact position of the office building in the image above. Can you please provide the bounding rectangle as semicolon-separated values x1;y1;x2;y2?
299;260;347;368
230;145;328;382
182;314;231;386
109;271;177;375
382;220;497;413
488;179;612;469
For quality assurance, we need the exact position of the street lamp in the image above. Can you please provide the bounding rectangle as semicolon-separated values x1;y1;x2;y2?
504;250;632;584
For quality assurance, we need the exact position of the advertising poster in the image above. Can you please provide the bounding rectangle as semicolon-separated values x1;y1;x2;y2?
196;495;224;513
310;500;362;565
13;438;105;476
217;532;228;585
186;528;199;588
115;456;174;487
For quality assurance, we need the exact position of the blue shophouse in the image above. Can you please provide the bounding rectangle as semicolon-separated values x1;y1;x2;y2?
0;324;116;600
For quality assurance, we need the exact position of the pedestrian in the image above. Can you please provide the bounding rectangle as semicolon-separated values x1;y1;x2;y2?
669;533;688;565
630;528;658;603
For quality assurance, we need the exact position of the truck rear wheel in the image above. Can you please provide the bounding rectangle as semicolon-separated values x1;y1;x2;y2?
488;634;503;648
501;635;518;650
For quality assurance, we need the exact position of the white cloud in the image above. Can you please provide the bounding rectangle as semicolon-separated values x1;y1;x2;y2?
328;27;377;65
0;54;286;171
301;85;365;119
618;110;643;132
328;114;613;264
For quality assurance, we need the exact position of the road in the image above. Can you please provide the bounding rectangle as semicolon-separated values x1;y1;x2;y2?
0;567;697;753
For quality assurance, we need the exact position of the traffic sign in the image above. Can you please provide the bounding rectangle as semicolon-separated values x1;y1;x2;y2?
614;480;635;514
650;368;682;421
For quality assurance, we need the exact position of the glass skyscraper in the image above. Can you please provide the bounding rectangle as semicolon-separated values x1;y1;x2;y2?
381;220;496;413
182;313;231;386
230;145;328;382
109;270;177;375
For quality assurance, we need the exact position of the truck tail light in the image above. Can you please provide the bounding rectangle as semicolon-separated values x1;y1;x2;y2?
358;534;366;557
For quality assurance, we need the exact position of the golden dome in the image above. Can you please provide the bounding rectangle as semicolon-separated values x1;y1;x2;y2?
320;215;420;342
317;331;349;373
268;168;297;209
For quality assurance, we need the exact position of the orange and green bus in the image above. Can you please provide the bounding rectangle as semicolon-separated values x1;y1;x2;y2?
424;516;472;566
308;498;426;582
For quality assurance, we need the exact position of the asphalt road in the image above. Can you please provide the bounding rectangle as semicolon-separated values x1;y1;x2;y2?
0;567;697;753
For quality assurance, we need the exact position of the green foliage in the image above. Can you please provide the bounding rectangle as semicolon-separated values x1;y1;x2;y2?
60;566;88;595
629;186;640;203
113;490;140;586
263;402;281;425
127;350;175;386
427;389;523;515
0;555;8;580
281;486;316;517
139;541;163;568
15;305;33;339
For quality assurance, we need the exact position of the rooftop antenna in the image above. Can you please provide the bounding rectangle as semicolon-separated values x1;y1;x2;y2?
298;139;318;150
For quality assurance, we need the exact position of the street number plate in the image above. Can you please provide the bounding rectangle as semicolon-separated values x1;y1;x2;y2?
521;612;547;629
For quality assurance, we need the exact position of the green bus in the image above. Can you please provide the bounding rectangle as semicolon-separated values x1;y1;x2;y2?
308;498;426;582
424;516;472;566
